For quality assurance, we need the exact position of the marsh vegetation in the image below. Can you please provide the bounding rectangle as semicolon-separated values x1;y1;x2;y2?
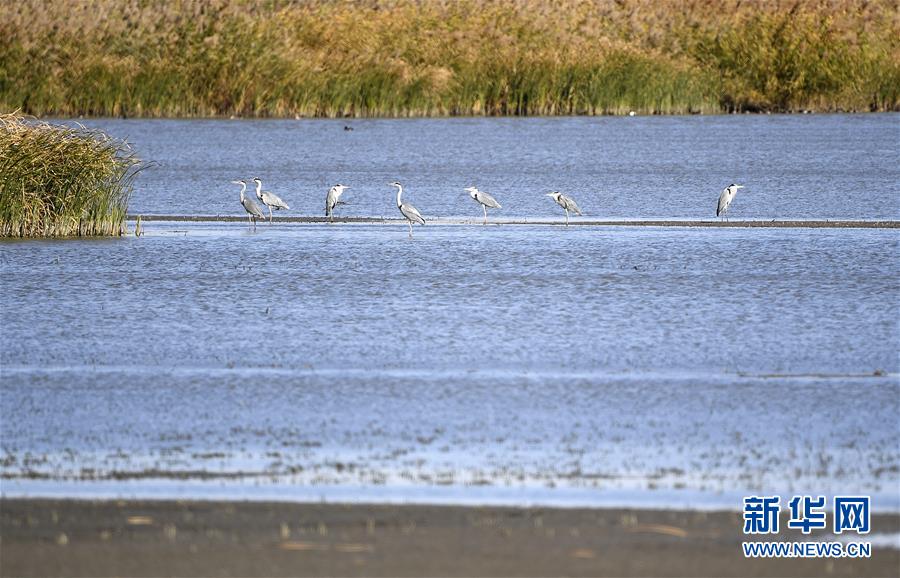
0;114;138;237
1;0;897;118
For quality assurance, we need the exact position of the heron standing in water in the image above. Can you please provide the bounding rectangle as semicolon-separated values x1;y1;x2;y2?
390;181;425;238
233;180;265;229
546;192;582;226
464;186;501;225
325;184;349;223
252;177;290;223
716;184;744;221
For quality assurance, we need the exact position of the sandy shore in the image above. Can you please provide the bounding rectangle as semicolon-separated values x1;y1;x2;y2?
126;215;900;228
1;499;897;577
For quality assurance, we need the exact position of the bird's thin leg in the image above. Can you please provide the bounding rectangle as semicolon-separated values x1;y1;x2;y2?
408;220;413;238
565;208;569;227
483;205;487;225
269;206;273;224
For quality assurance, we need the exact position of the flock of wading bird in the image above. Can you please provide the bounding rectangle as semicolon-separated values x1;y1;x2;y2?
232;178;746;237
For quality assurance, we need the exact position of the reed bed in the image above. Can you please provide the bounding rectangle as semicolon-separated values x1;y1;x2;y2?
0;0;897;117
0;113;138;237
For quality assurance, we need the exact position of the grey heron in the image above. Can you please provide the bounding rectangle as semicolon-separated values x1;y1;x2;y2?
464;186;501;225
390;181;425;238
716;184;744;221
546;191;582;226
325;184;349;223
233;180;265;228
252;177;290;223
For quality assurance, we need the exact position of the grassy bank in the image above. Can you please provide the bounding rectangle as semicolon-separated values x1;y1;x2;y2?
1;0;897;117
0;114;138;237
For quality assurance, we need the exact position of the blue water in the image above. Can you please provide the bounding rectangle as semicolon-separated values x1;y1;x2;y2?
1;116;898;510
82;114;899;220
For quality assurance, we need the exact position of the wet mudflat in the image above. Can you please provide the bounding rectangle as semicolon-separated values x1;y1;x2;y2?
2;499;898;577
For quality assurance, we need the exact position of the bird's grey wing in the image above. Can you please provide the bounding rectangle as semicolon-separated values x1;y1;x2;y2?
563;195;582;215
244;198;265;217
401;203;426;225
264;191;290;210
278;198;290;210
716;189;729;216
477;191;501;208
251;200;266;217
325;189;336;215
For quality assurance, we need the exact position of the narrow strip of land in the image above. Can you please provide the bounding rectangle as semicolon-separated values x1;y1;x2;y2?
2;499;897;577
126;215;899;228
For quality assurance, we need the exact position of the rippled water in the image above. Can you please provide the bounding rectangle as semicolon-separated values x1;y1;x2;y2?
1;115;899;509
84;114;899;220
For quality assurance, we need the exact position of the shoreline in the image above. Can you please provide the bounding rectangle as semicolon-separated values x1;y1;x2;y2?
42;111;900;120
4;481;900;514
124;215;900;229
2;498;897;577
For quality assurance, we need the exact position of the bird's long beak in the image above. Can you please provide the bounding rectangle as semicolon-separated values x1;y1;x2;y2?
737;185;745;189
231;181;242;184
545;193;555;197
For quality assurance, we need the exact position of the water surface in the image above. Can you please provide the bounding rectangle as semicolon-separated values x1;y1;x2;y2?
2;115;899;509
82;114;900;220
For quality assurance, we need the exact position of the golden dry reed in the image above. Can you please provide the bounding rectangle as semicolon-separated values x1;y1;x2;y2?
1;0;897;117
0;113;139;237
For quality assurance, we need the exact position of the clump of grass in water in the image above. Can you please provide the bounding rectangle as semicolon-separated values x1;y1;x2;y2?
0;113;139;237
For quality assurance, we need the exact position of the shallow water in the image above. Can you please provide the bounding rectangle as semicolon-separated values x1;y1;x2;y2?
2;221;898;508
1;115;899;509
